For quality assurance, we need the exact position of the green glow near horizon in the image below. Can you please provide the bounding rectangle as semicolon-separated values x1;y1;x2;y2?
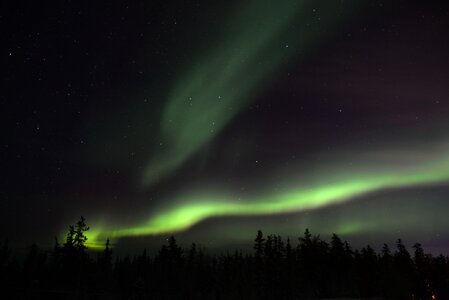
142;0;359;185
79;1;449;248
85;155;449;246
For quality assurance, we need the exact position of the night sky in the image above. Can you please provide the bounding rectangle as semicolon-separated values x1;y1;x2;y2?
3;0;449;253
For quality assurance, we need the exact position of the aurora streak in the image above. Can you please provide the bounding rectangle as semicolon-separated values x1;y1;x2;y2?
79;1;449;248
142;0;360;185
86;150;449;245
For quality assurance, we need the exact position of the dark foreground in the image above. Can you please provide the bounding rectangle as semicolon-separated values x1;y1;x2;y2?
1;218;448;299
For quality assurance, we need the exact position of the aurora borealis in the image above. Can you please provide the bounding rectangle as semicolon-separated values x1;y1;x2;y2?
89;141;449;247
3;0;449;253
143;0;359;185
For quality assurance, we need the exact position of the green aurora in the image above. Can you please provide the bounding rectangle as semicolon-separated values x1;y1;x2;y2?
4;0;449;257
67;1;449;249
142;0;362;185
85;151;449;247
77;0;449;247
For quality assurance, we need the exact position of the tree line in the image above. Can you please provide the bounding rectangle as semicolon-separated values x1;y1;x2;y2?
1;216;448;299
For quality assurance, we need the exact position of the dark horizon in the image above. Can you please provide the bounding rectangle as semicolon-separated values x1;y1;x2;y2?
1;222;448;299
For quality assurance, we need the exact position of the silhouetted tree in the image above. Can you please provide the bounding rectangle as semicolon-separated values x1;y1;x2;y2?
167;236;182;262
413;242;429;298
254;230;264;259
432;254;449;299
297;228;330;298
73;216;89;251
356;245;379;297
379;243;395;297
2;222;449;299
64;225;75;250
330;233;350;296
393;238;414;299
99;238;113;272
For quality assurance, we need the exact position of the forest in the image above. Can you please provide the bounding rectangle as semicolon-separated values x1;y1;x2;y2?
1;216;448;299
